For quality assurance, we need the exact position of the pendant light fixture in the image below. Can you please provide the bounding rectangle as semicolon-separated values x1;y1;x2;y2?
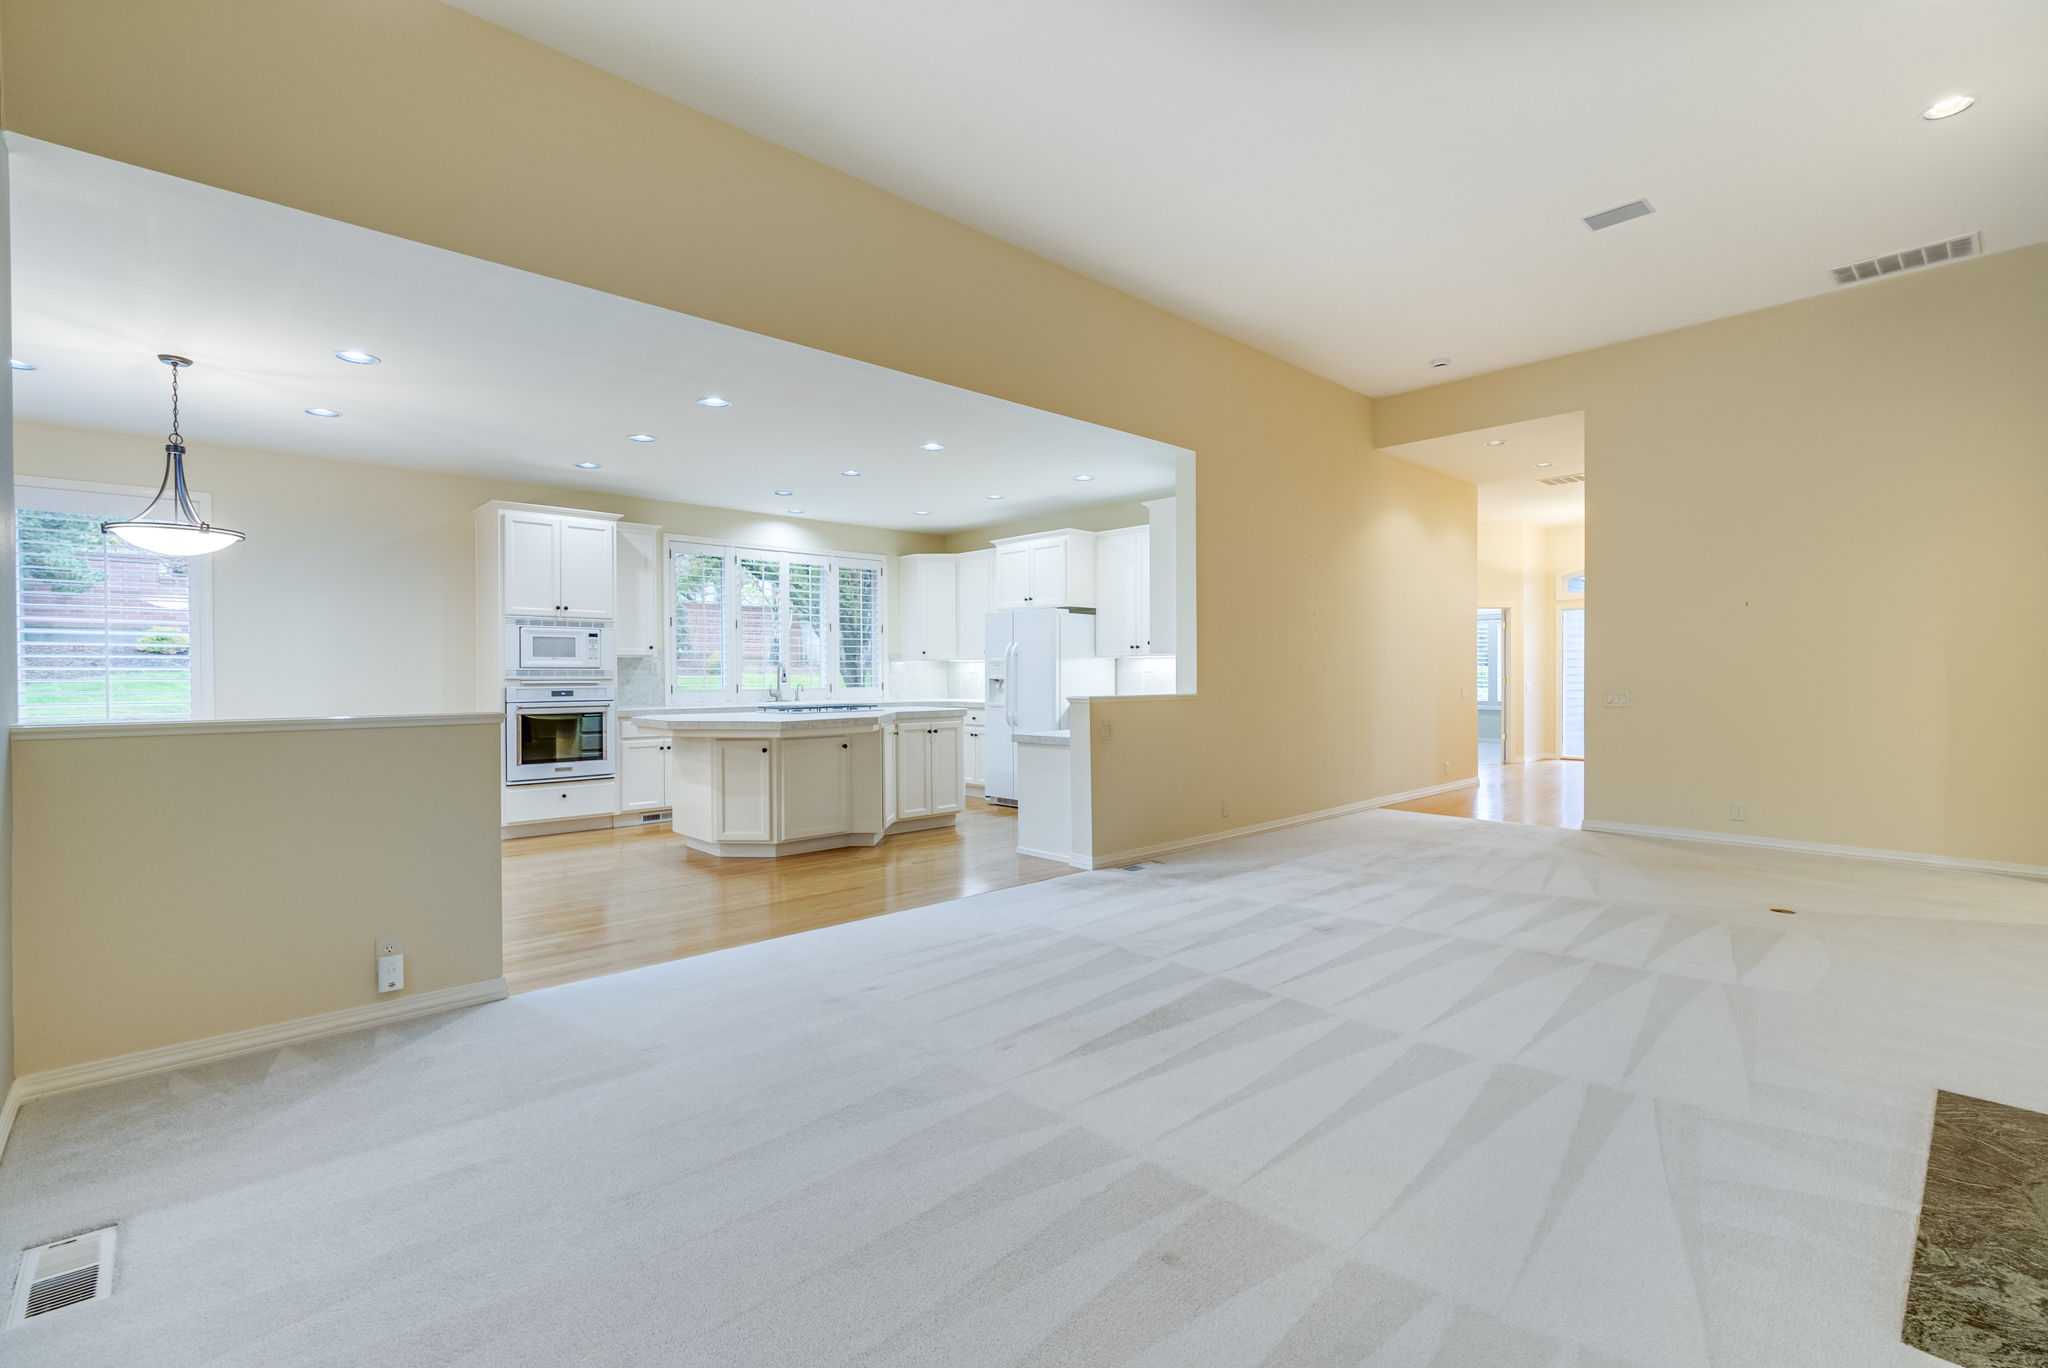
102;355;244;556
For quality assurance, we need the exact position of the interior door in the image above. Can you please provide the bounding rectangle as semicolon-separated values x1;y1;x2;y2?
1560;606;1586;760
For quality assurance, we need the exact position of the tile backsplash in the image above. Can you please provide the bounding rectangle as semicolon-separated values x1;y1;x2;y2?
888;659;985;700
616;653;665;707
1115;656;1177;695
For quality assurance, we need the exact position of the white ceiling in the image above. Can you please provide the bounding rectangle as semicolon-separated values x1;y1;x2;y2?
451;0;2048;396
5;137;1182;534
1384;412;1585;526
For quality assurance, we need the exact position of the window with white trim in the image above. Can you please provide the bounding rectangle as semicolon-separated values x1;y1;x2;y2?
15;478;214;723
665;536;884;701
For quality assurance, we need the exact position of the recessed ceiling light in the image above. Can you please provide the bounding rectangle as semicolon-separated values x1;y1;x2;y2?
627;433;656;443
1922;94;1975;120
575;461;602;469
913;510;932;516
697;396;731;408
1072;474;1096;482
1483;439;1507;447
985;493;1005;500
786;508;804;514
1430;357;1451;368
1535;462;1553;468
919;442;945;451
841;469;862;477
304;407;341;418
773;489;794;497
334;349;380;365
8;358;36;371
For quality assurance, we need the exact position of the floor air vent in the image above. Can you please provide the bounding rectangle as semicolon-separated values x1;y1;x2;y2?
1120;863;1156;871
1538;472;1586;486
1831;232;1979;286
9;1227;115;1326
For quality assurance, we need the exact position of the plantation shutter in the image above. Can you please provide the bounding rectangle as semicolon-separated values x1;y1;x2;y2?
734;554;785;692
16;488;204;723
670;547;726;694
834;562;882;691
1560;607;1586;759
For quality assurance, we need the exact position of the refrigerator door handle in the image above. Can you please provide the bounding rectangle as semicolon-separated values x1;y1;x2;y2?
1004;643;1020;728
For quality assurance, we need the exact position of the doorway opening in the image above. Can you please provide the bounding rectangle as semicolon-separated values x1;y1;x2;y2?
1476;607;1506;766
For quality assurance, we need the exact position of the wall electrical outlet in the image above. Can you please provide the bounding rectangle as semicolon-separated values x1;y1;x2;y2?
1098;720;1113;742
1443;759;1451;776
377;953;405;993
1604;690;1632;708
375;935;403;957
1729;802;1748;822
1220;798;1231;818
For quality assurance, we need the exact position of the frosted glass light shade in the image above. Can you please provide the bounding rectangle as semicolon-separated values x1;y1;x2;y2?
104;521;246;556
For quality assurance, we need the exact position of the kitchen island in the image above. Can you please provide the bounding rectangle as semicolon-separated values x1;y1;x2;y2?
629;706;968;857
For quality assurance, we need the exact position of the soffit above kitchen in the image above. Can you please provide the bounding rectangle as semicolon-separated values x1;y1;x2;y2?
449;0;2048;396
6;137;1183;534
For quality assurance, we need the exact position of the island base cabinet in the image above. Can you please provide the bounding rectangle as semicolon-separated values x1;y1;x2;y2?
778;734;854;840
711;740;776;842
895;721;965;822
618;736;670;812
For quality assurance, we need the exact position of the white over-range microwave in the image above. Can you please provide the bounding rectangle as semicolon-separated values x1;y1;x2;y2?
505;617;612;675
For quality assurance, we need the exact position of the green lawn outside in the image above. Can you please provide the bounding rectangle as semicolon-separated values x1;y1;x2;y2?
20;673;193;722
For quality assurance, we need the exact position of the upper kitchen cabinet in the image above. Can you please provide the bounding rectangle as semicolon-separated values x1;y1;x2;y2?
953;549;993;658
895;554;958;659
1093;526;1151;657
613;522;662;656
991;529;1096;609
1144;496;1178;656
482;502;620;618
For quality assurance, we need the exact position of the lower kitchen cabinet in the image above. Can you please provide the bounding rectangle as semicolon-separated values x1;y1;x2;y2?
964;726;984;788
896;720;964;819
712;739;777;842
778;733;855;840
503;778;618;826
618;735;671;812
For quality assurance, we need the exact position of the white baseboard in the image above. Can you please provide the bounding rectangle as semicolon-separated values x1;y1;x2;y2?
1017;844;1081;866
0;1080;21;1168
0;978;510;1159
1086;777;1479;870
1580;821;2048;881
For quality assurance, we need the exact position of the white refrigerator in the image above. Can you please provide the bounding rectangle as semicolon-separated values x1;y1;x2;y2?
983;608;1113;806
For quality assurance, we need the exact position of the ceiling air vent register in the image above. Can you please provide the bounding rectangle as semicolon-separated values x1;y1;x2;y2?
10;1227;117;1326
1538;473;1587;487
1583;200;1654;232
1831;233;1980;287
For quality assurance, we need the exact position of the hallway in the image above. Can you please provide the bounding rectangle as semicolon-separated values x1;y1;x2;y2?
1389;758;1583;828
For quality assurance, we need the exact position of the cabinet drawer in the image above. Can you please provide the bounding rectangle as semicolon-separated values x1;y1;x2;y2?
504;779;618;824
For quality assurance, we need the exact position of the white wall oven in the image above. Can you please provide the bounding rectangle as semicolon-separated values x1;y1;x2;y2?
505;684;615;783
506;618;612;676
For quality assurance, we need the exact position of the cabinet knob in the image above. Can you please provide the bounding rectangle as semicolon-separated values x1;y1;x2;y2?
761;746;769;753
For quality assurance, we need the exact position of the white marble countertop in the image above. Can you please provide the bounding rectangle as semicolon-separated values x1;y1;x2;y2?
1013;729;1071;747
619;698;983;721
629;705;971;734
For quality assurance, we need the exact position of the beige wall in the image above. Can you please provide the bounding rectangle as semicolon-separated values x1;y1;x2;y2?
0;0;1475;869
1380;245;2048;866
11;720;503;1074
17;420;943;718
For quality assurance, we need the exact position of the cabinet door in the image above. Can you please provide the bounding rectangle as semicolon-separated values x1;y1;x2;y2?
993;545;1032;609
895;726;933;819
778;734;854;839
1024;539;1066;605
964;728;984;787
501;511;561;615
903;557;957;659
619;737;669;811
954;551;993;658
927;724;964;816
1093;533;1138;657
556;517;617;617
614;524;661;655
713;740;775;841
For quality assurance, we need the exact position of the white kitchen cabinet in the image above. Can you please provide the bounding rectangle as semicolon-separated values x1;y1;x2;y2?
1093;526;1151;657
613;522;663;657
778;733;855;839
713;739;776;842
502;778;619;826
964;725;984;788
896;554;958;660
618;735;670;812
1144;496;1177;657
494;507;617;617
990;529;1096;609
953;549;993;658
895;720;964;819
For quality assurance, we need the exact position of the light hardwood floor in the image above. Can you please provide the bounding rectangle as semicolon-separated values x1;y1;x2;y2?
1388;758;1584;828
502;795;1075;993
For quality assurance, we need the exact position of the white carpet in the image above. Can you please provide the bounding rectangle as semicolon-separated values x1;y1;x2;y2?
4;809;2045;1366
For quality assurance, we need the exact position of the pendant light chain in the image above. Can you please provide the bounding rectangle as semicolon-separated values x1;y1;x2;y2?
167;358;183;447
